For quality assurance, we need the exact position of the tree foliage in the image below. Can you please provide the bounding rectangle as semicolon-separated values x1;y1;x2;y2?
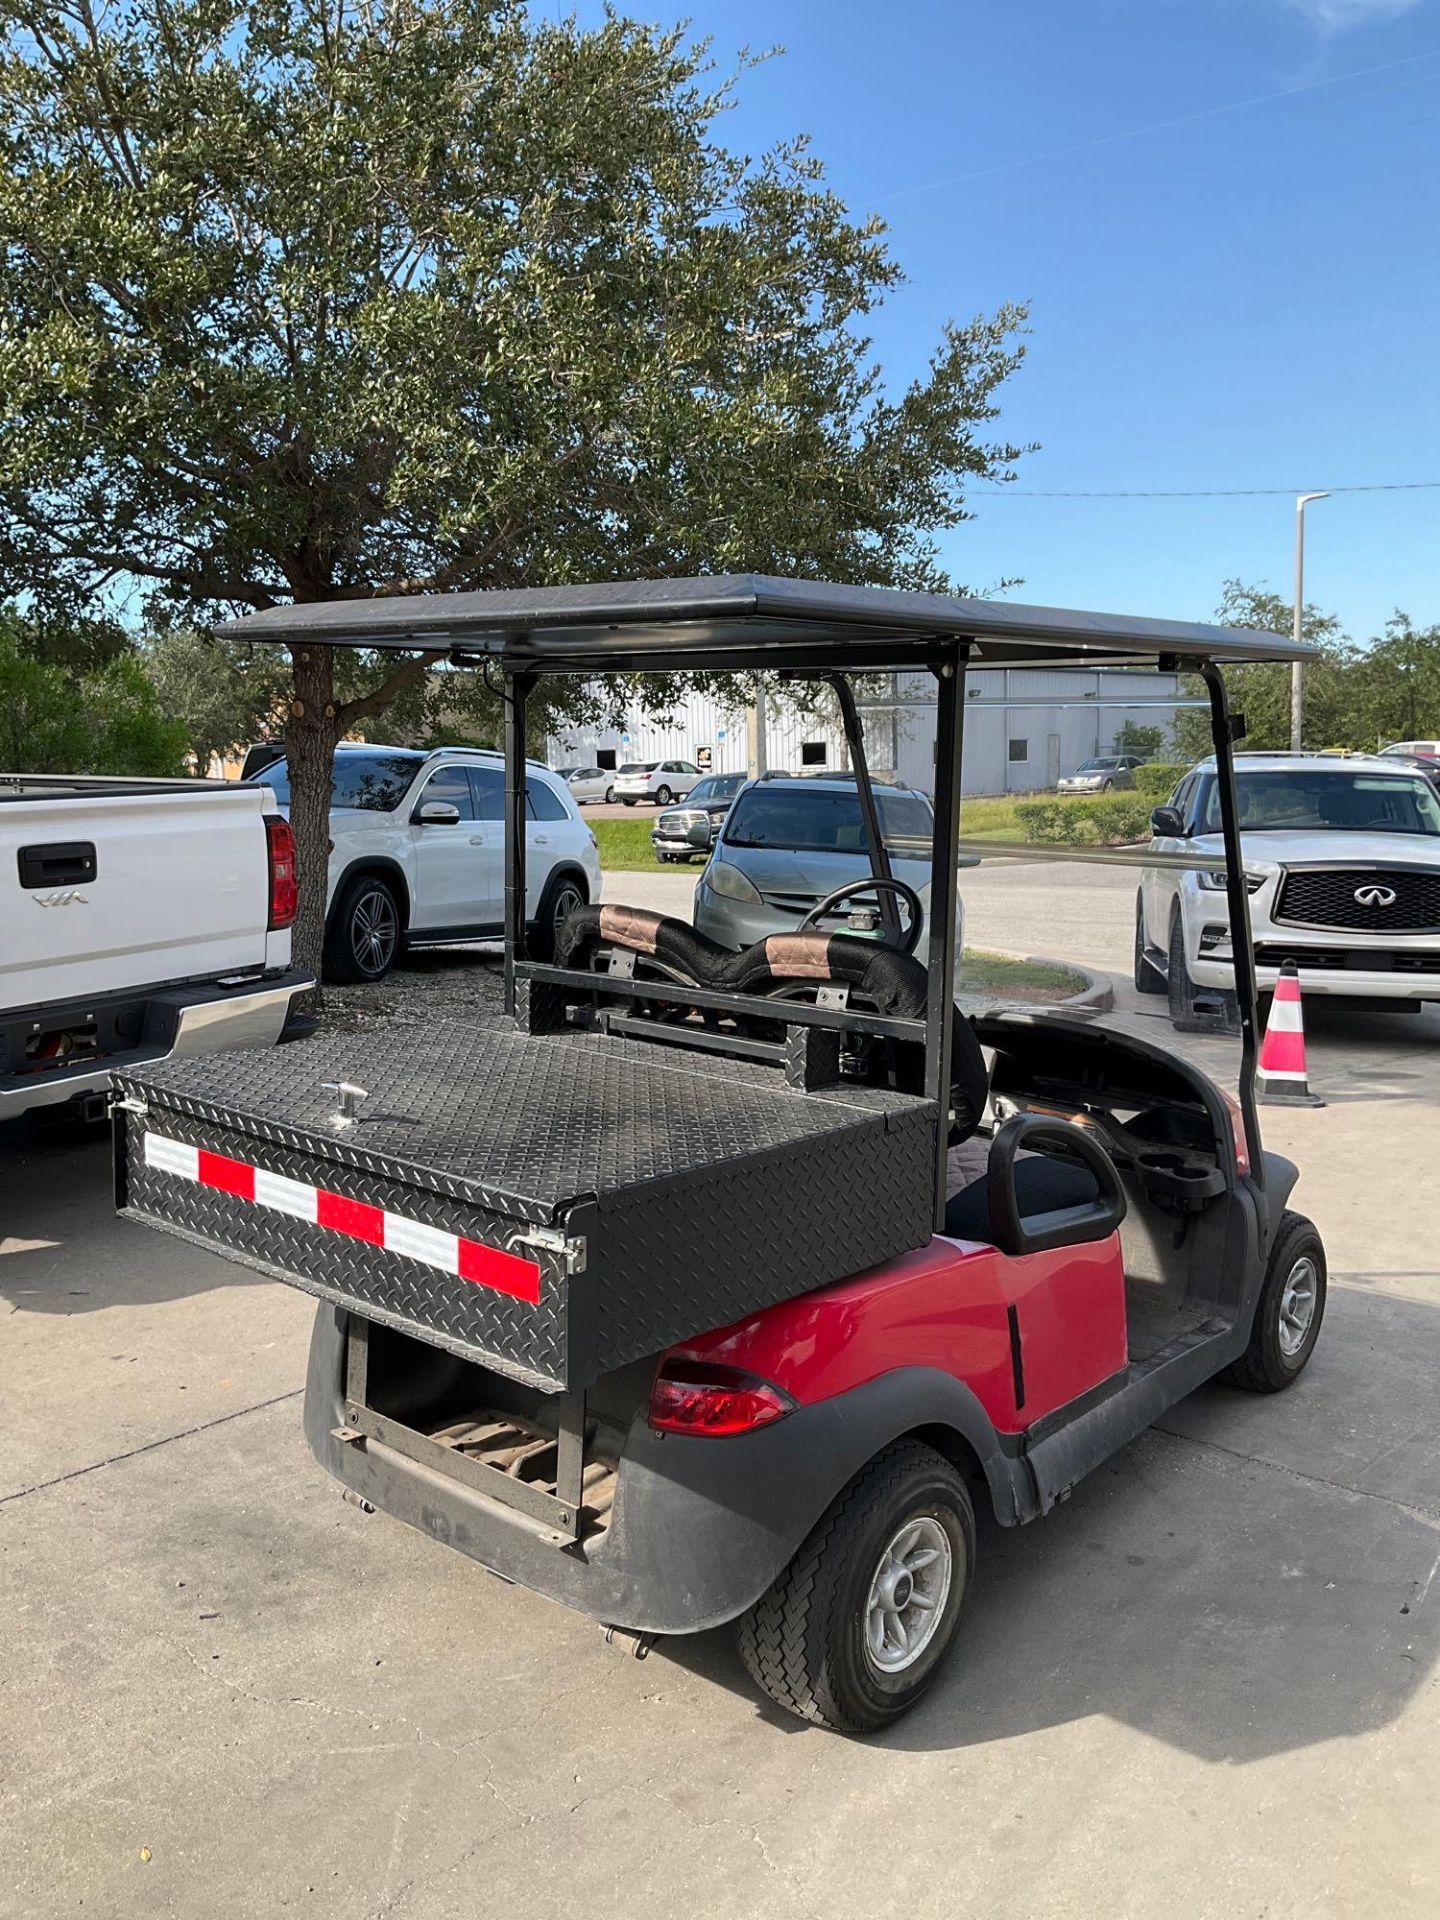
0;0;1030;967
1171;581;1440;762
0;607;186;773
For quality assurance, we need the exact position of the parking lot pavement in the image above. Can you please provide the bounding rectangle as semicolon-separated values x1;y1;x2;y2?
5;861;1440;1919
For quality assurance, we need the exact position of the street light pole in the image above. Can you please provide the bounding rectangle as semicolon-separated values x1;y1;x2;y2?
1291;491;1329;751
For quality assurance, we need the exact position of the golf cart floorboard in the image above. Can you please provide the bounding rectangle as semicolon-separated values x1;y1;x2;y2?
115;1016;938;1393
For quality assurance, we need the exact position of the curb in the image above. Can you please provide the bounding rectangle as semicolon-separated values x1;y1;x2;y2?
1024;956;1114;1014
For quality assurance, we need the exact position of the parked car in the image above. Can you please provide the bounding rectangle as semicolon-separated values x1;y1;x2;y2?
651;770;791;863
1381;739;1440;761
254;745;600;983
693;775;962;953
1;772;310;1123
1056;753;1143;794
1137;752;1440;1026
1377;750;1440;797
556;765;615;805
613;758;701;806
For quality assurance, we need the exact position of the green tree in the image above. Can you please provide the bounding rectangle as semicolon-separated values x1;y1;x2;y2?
1112;720;1164;760
1173;581;1356;761
142;628;290;774
0;612;186;774
0;0;1028;970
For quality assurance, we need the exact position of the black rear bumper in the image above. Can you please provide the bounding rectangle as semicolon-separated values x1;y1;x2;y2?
303;1305;1031;1635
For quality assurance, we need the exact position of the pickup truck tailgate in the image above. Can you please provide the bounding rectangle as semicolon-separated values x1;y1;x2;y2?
2;783;273;1007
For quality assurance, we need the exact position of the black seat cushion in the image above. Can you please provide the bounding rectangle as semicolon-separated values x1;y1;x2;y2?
943;1153;1100;1246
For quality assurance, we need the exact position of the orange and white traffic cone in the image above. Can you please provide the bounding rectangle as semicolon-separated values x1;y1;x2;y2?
1255;961;1325;1107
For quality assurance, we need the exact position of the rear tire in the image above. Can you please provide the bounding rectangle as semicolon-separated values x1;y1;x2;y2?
622;798;637;807
1134;892;1166;995
736;1439;974;1734
604;786;615;804
1220;1212;1326;1392
324;874;402;983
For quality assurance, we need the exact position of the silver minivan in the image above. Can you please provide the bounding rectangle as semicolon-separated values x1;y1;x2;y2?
692;776;962;953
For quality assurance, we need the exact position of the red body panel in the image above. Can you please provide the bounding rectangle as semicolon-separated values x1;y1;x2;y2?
671;1232;1128;1434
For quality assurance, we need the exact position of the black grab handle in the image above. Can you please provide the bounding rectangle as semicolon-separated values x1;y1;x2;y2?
986;1113;1127;1257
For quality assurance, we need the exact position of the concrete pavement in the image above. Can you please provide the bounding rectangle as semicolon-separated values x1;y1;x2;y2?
4;860;1439;1918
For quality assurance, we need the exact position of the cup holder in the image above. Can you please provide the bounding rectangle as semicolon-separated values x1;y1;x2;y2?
1134;1148;1226;1211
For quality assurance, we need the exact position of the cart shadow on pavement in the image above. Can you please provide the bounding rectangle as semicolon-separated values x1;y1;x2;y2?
0;1110;272;1315
661;1282;1440;1762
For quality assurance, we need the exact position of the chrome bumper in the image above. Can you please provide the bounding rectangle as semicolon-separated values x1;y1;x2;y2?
0;968;313;1120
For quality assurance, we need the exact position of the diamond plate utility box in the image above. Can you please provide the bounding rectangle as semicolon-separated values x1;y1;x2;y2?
114;1020;938;1392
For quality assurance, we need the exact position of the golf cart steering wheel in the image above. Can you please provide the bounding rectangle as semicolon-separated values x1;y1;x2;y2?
797;878;924;956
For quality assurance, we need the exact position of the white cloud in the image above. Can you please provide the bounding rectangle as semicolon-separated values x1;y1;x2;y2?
1287;0;1424;30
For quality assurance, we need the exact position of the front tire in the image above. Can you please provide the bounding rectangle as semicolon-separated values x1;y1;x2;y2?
654;785;673;805
324;874;402;983
530;871;588;962
1221;1212;1327;1392
736;1439;974;1734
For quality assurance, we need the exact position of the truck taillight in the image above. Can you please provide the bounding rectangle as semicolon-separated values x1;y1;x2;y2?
265;817;298;930
648;1360;797;1438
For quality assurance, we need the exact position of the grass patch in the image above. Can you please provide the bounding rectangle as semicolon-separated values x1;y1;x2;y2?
593;816;669;870
959;794;1027;843
959;948;1087;1000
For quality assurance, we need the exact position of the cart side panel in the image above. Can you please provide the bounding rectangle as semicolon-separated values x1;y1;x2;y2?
594;1106;937;1373
118;1104;573;1389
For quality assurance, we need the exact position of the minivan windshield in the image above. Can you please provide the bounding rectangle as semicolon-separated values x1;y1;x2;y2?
722;784;934;854
254;751;421;812
1200;770;1440;835
689;774;745;803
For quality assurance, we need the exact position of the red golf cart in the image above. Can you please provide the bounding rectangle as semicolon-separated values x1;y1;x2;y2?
114;576;1324;1733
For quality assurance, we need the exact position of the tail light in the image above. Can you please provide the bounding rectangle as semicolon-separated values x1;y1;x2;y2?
648;1359;797;1438
264;816;299;930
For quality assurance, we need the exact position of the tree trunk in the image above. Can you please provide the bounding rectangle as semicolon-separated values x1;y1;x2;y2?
285;647;342;983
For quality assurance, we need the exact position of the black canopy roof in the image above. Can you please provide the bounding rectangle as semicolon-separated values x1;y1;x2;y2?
217;573;1312;673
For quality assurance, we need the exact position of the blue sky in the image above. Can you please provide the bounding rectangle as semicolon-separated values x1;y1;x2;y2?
584;0;1440;638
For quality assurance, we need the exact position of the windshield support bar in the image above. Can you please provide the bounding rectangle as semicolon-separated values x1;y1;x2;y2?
503;668;535;1016
1198;660;1265;1186
926;647;968;1230
826;672;900;941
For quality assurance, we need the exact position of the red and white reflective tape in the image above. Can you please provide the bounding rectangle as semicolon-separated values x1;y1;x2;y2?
142;1131;541;1303
1257;984;1308;1080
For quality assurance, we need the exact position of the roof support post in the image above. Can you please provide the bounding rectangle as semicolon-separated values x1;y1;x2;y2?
504;668;536;1017
826;671;900;941
1196;659;1265;1186
927;644;968;1230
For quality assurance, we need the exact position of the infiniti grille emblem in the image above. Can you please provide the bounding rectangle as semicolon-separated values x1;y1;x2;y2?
1353;884;1397;907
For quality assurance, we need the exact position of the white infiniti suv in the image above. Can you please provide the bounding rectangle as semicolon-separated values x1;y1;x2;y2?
1136;753;1440;1027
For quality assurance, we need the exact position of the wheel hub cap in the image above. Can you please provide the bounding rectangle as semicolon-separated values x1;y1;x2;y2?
1278;1255;1318;1357
354;891;397;971
864;1515;953;1676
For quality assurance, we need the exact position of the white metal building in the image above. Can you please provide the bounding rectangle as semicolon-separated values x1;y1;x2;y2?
549;668;1184;797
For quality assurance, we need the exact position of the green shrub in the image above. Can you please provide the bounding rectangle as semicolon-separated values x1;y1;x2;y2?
1133;761;1189;797
0;632;188;776
1015;793;1152;846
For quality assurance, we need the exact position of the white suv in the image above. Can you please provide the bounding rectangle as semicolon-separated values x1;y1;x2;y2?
255;746;601;982
613;759;701;805
1136;753;1440;1027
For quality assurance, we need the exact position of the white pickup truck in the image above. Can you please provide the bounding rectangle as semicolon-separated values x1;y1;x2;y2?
1;774;312;1123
